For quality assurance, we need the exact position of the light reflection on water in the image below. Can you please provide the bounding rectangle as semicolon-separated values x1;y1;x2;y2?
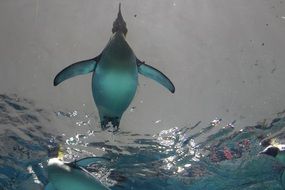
0;94;285;189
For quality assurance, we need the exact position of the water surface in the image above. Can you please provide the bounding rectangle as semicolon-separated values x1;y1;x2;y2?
1;94;284;190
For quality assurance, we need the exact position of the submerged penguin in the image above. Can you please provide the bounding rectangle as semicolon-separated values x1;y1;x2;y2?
54;3;175;130
45;157;110;190
260;144;285;165
260;143;285;187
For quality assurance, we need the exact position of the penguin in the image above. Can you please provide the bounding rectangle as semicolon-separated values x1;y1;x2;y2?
259;143;285;187
45;157;111;190
260;145;285;165
54;3;175;131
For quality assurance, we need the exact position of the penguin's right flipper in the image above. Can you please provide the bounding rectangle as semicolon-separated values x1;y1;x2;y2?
72;156;111;168
54;55;101;86
136;59;175;93
44;183;57;190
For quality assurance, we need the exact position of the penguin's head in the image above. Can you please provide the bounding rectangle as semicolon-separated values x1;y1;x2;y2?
260;145;280;157
112;3;128;36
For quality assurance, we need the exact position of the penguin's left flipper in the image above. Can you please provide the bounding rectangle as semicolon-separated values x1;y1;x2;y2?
44;182;57;190
137;59;175;93
54;55;101;86
71;156;111;168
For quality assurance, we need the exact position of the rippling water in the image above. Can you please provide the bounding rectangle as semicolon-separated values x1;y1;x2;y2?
1;94;285;190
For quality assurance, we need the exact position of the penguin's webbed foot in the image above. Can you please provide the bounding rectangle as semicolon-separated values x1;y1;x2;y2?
101;116;120;132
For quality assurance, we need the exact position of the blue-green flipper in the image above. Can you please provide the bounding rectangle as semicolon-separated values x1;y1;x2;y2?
45;182;57;190
69;156;111;168
54;55;101;86
137;59;175;93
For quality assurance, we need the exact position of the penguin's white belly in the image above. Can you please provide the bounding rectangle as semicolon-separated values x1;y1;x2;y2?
92;70;137;117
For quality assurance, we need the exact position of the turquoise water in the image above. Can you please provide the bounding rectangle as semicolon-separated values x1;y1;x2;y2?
0;94;285;190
